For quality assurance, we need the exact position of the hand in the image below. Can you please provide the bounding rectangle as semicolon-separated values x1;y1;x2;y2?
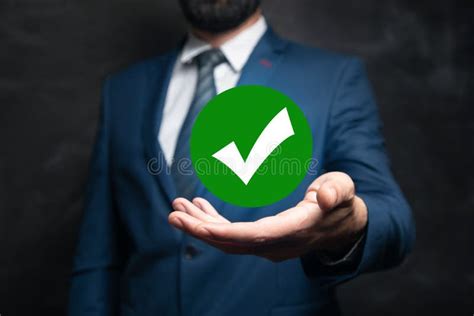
168;172;368;262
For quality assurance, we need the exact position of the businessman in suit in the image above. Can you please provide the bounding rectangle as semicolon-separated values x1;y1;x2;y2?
69;0;415;315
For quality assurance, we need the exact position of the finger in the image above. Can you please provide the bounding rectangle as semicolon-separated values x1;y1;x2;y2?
168;211;211;238
305;171;352;194
192;197;230;223
303;189;318;203
315;173;355;211
296;198;321;218
304;173;336;204
172;198;221;223
169;211;287;257
306;172;336;193
168;211;255;253
192;197;218;215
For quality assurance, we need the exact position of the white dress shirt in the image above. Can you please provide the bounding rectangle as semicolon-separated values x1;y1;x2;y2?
158;16;267;165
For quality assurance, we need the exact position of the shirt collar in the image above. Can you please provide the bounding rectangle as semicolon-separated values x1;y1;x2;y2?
180;16;267;72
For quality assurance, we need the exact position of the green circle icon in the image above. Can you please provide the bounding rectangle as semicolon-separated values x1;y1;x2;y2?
191;85;313;207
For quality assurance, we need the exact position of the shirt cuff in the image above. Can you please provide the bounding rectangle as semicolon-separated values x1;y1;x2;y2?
317;233;366;266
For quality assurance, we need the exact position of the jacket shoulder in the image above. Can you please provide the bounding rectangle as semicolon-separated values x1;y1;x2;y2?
284;39;363;72
99;52;176;126
106;51;175;88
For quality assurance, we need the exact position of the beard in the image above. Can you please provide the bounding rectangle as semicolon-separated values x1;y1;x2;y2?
179;0;261;33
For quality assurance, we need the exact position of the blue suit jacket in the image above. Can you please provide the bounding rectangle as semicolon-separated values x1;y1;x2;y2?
69;28;415;316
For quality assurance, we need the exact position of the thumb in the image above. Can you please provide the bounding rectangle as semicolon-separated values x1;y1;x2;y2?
315;173;355;211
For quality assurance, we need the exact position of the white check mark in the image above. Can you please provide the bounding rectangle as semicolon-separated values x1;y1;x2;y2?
212;107;295;185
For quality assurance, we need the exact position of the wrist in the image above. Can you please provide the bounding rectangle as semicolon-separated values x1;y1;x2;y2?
321;196;368;257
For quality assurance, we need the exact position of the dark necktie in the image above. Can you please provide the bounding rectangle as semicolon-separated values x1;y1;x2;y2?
172;48;227;199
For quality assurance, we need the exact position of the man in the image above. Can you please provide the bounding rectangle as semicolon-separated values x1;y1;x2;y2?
69;1;415;315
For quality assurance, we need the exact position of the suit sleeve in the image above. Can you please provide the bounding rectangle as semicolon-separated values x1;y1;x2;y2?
301;58;416;283
68;77;125;315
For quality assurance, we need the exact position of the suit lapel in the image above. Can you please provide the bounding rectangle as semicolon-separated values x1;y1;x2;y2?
237;27;288;87
143;48;179;204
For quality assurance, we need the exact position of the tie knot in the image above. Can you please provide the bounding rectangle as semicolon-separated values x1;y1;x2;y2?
195;48;227;69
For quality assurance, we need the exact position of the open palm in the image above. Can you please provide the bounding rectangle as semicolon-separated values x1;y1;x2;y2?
168;172;367;262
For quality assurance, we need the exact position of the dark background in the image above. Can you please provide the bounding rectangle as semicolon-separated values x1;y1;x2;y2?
0;0;472;315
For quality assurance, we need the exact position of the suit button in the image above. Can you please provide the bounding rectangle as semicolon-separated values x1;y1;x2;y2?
184;245;199;260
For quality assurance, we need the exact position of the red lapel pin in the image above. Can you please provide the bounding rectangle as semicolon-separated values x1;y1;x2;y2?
259;58;272;68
